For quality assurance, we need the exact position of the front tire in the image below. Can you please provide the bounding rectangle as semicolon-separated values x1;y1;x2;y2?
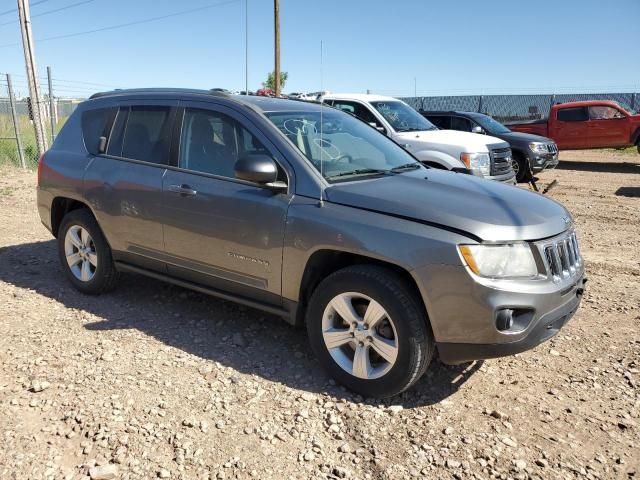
306;265;434;398
57;209;119;294
512;153;531;183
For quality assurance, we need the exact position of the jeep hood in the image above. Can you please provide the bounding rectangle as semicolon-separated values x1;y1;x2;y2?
499;131;554;144
325;169;571;242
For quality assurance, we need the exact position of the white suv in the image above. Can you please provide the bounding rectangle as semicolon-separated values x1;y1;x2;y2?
323;94;515;183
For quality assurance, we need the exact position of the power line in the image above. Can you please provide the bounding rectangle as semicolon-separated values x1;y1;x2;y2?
0;0;94;27
0;0;52;18
0;0;239;47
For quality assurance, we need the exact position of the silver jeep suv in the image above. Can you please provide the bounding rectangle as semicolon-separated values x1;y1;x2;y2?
37;89;586;397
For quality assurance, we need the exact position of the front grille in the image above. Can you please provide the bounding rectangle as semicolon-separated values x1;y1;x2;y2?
542;230;582;281
546;143;559;154
490;147;513;176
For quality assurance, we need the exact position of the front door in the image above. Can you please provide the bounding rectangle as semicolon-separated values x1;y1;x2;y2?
161;103;291;305
588;105;629;148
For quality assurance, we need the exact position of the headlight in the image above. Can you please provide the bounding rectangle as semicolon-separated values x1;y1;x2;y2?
529;142;548;154
458;243;538;278
460;152;490;176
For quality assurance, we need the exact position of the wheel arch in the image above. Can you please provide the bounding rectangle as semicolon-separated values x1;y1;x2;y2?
50;197;92;238
293;249;431;331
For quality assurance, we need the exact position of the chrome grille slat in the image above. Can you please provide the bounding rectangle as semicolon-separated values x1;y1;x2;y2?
540;229;582;282
489;147;513;176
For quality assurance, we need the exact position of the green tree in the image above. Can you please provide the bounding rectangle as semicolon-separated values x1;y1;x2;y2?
262;71;289;90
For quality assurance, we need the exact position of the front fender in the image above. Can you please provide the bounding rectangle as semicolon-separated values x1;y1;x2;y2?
412;150;465;170
281;196;470;304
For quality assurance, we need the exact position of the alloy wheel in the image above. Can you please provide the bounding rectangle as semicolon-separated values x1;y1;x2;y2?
321;292;399;380
64;225;98;282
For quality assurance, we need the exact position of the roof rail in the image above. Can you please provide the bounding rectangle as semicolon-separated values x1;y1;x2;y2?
89;88;229;100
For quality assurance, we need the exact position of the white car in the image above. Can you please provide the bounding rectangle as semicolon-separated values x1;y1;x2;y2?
322;94;515;183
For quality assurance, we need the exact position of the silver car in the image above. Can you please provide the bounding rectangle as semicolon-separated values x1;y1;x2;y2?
37;89;586;397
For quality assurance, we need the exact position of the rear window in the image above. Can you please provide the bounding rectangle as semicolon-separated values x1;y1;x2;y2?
557;107;588;122
121;106;173;164
81;108;115;155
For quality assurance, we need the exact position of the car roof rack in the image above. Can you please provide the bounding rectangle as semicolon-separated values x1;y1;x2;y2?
89;88;230;100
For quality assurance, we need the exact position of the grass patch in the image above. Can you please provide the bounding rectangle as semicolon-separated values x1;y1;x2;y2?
0;114;67;169
606;146;639;156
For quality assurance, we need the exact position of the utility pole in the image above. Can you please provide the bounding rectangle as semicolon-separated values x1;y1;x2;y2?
17;0;48;156
244;0;248;95
274;0;280;97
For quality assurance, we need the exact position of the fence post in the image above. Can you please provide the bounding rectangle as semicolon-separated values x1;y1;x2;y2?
6;74;26;169
478;95;484;113
632;93;636;112
47;66;56;142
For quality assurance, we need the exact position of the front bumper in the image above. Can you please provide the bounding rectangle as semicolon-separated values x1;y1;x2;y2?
529;152;559;173
486;171;517;185
437;275;586;364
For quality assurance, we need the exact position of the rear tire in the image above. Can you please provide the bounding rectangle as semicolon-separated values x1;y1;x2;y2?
306;265;434;398
57;209;119;294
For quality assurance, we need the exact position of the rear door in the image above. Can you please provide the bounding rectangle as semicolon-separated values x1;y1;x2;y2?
161;102;292;305
588;105;629;147
554;106;589;149
83;100;177;273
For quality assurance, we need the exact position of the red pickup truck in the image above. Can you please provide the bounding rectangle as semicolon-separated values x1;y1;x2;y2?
508;100;640;152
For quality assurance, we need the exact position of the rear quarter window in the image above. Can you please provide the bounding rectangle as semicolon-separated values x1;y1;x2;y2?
81;107;116;155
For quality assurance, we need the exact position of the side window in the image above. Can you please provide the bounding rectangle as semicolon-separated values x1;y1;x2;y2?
81;107;115;155
428;115;450;129
331;101;356;115
121;106;172;163
332;101;381;127
557;107;588;122
450;116;472;132
589;106;624;120
179;108;270;179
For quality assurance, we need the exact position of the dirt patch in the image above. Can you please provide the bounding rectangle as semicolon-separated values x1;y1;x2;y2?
0;150;638;479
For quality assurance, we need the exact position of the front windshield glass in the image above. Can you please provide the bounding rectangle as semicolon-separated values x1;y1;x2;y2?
474;115;511;134
265;108;424;182
370;100;436;132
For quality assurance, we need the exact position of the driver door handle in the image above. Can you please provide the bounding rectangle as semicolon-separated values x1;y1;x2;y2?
168;184;198;196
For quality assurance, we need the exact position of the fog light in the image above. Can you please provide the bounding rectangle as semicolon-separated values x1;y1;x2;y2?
496;309;514;331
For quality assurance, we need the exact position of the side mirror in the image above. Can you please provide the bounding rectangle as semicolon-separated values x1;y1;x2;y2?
369;122;386;133
471;125;485;134
235;154;284;190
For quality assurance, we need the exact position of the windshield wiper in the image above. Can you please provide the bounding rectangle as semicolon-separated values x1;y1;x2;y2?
390;163;421;172
325;168;388;179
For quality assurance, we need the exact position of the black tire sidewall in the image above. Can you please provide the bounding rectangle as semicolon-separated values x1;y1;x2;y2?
306;267;431;398
513;155;530;183
57;209;115;294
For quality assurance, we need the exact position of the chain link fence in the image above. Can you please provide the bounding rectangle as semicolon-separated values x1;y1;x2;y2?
0;72;85;169
401;92;639;124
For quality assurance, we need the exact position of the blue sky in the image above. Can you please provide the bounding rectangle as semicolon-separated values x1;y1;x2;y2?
1;0;639;98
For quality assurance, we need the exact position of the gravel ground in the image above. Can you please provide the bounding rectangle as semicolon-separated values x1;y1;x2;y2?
0;150;638;480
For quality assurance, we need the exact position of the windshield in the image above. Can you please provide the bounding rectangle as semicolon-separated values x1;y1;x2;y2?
265;108;424;182
370;100;437;132
473;114;511;134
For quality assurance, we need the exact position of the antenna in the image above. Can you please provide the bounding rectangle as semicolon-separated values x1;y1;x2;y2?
318;39;324;207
